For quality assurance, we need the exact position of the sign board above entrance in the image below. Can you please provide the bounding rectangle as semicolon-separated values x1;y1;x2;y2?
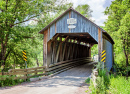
67;18;77;24
68;25;76;29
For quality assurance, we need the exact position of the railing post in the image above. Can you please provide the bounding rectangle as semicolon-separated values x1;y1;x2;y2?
24;69;27;81
35;68;37;75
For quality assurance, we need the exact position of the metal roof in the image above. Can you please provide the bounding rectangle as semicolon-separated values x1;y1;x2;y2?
39;7;114;44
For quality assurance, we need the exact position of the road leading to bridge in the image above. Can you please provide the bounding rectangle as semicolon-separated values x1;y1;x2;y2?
0;62;95;94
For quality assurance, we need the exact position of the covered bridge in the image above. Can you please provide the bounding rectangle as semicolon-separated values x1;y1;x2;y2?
39;7;114;71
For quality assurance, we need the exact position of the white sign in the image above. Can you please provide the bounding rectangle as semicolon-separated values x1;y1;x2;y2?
68;25;76;29
67;18;77;24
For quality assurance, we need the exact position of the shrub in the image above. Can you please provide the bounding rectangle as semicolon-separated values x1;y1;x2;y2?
0;75;25;87
109;76;130;94
89;62;110;94
85;77;90;84
95;69;110;94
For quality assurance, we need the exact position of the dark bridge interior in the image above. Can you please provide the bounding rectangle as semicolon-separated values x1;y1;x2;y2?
48;33;97;65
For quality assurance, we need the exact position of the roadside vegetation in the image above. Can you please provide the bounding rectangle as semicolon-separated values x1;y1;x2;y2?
0;75;29;87
89;62;130;94
89;0;130;93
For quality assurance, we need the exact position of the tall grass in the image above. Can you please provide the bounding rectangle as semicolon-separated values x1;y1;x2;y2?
0;75;29;87
89;62;130;94
109;76;130;94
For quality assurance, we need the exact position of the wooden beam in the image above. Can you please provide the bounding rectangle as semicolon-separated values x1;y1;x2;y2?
74;44;78;58
43;29;48;67
55;22;56;33
51;34;59;42
51;41;56;64
98;28;102;62
54;41;57;63
55;42;62;63
59;37;63;61
67;43;71;60
62;36;69;43
69;11;71;33
72;43;76;59
62;43;67;61
89;47;91;57
47;41;52;68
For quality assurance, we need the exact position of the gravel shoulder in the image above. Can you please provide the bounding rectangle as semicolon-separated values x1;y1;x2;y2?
0;62;94;94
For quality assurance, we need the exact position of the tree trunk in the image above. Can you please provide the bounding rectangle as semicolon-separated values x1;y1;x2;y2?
36;58;39;67
126;56;128;79
14;56;15;69
0;44;6;66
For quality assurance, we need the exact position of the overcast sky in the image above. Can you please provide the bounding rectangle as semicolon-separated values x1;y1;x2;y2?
69;0;113;26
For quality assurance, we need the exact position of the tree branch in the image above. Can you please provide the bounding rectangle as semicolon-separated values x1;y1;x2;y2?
4;49;11;62
23;36;35;39
5;0;8;10
11;15;40;27
0;8;3;12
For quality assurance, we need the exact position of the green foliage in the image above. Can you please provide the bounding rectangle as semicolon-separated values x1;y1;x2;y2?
98;69;110;88
75;4;92;18
90;62;110;94
0;0;73;69
104;0;130;64
91;44;98;57
0;75;25;87
85;77;90;84
89;79;97;94
90;62;130;94
104;0;130;74
109;76;130;94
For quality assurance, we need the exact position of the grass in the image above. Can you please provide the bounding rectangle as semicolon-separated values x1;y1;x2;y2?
0;75;30;87
89;73;130;94
108;76;130;94
85;77;90;84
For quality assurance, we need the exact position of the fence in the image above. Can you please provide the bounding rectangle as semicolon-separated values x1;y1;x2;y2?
0;57;92;81
0;66;46;80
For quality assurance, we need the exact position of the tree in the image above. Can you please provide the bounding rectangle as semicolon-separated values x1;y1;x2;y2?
118;12;130;77
75;4;92;18
0;0;72;68
104;0;130;77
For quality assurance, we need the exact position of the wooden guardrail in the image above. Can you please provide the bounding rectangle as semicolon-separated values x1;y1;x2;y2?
0;66;46;80
46;57;92;74
0;57;93;81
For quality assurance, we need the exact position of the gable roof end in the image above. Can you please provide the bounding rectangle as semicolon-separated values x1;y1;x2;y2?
39;7;114;44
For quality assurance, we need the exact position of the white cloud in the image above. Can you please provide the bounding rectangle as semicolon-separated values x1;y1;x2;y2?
69;0;112;26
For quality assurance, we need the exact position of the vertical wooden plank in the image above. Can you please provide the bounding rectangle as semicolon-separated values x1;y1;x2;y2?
67;43;71;60
51;41;55;64
89;47;91;57
43;29;48;67
47;40;52;68
50;42;53;64
112;44;114;71
62;43;67;61
24;69;27;81
75;44;78;59
98;28;102;62
54;41;57;63
55;42;62;62
64;43;69;61
35;68;37;75
72;43;76;59
59;37;63;61
55;22;56;34
69;11;71;33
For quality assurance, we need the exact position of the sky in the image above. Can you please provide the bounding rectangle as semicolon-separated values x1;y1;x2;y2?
69;0;113;26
